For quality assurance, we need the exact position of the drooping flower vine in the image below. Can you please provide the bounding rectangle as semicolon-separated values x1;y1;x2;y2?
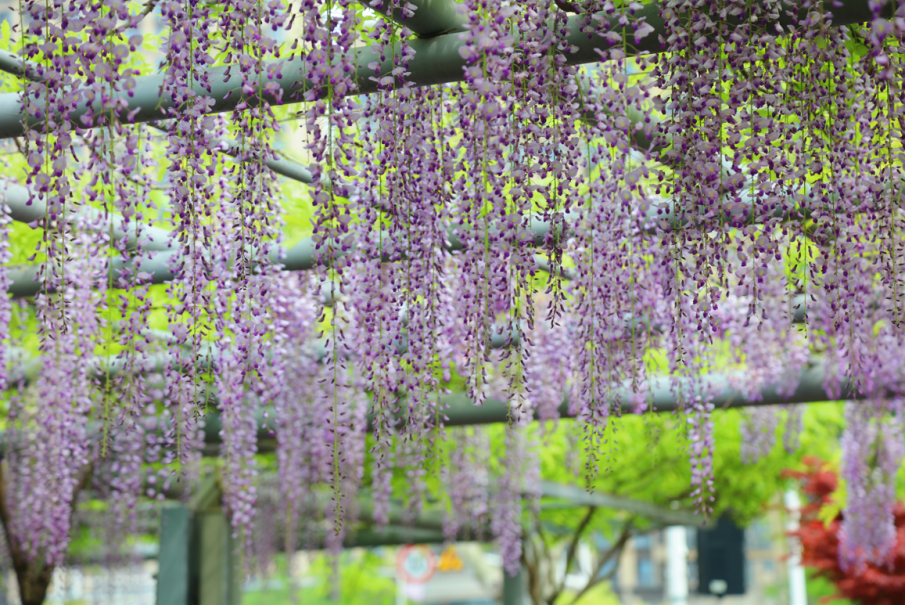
838;401;905;572
5;230;105;567
159;0;222;474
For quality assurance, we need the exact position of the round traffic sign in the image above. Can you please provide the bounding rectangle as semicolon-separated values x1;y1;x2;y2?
396;544;437;585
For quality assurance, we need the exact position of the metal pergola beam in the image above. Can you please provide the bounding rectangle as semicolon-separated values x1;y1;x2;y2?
146;123;314;184
430;362;845;425
0;121;311;227
0;0;880;140
4;210;565;296
3;183;174;250
364;0;466;38
198;361;853;451
3;184;831;296
13;353;828;446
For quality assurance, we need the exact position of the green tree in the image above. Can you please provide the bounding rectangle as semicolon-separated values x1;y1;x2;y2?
506;402;846;605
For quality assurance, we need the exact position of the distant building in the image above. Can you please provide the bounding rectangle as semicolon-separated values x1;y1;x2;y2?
615;516;790;605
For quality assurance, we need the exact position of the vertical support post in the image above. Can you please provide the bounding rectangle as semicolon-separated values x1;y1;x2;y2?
157;507;193;605
502;565;526;605
784;490;808;605
197;510;240;605
665;526;688;605
157;478;240;605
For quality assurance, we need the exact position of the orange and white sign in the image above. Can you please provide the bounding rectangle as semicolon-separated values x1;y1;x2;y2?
396;544;437;585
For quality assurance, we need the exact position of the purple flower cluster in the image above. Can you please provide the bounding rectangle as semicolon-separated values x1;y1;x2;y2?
839;401;904;572
7;236;103;566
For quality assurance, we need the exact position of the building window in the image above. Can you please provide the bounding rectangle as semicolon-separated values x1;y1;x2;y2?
637;557;655;588
635;534;652;550
746;519;772;550
687;561;698;592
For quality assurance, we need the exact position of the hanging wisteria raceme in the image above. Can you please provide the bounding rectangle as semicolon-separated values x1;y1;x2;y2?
102;122;159;536
270;283;365;556
56;0;157;550
209;0;290;553
386;85;450;439
269;276;370;555
525;307;572;426
0;183;12;396
268;274;324;554
19;0;84;334
494;0;558;427
159;0;222;475
838;401;905;572
493;422;542;577
295;0;363;539
1;4;128;560
5;227;105;569
442;427;492;546
451;0;524;408
351;5;452;525
91;413;149;562
739;408;780;465
323;366;369;556
77;0;155;458
344;0;405;435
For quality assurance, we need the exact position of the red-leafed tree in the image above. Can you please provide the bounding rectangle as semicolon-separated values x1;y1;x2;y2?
785;458;905;605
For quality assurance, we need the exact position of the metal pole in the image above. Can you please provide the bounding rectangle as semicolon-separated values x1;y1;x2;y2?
147;123;314;184
157;507;192;605
197;510;241;605
0;56;315;186
665;526;689;605
410;362;854;429
502;564;527;605
363;0;466;38
5;209;567;296
0;0;883;140
197;361;855;451
784;490;808;605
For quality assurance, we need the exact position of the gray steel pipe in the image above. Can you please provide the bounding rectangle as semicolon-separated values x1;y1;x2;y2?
0;0;881;140
147;123;314;184
195;361;856;449
362;0;466;38
432;361;848;427
0;50;43;84
1;193;827;297
5;210;566;296
2;182;173;249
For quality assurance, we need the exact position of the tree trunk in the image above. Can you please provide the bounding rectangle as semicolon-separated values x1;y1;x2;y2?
11;559;53;605
0;460;93;605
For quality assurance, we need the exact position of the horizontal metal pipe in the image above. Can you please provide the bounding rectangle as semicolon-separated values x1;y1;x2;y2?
0;50;43;84
429;361;847;427
0;182;837;296
5;211;566;296
361;0;466;38
0;0;880;140
193;361;851;449
2;183;173;249
6;249;178;298
147;122;314;184
3;183;44;224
